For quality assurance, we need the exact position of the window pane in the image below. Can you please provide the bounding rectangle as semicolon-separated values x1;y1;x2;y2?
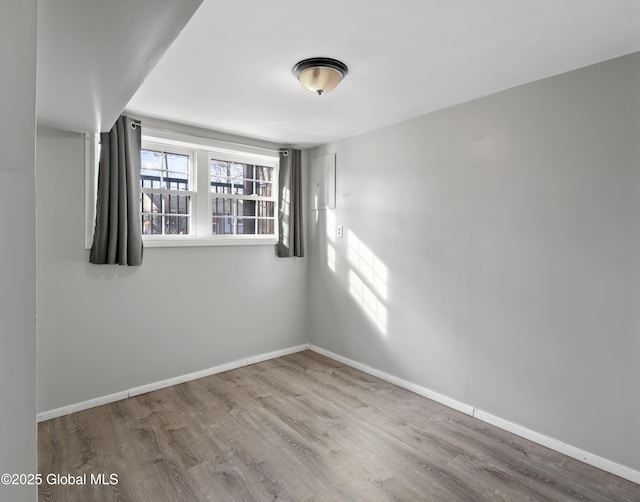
237;199;256;217
236;217;255;235
212;197;232;217
239;180;254;196
166;171;188;190
164;215;189;235
165;194;190;215
141;193;162;214
256;166;273;182
256;201;274;217
141;149;190;191
256;182;272;197
257;218;275;235
212;198;222;216
210;161;230;189
233;181;245;195
141;150;162;178
141;194;191;235
229;163;246;179
166;153;188;173
142;215;162;235
210;160;273;197
212;217;233;235
210;159;229;178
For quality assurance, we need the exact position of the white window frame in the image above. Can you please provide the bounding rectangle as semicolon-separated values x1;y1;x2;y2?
140;141;196;240
207;150;278;241
84;128;280;249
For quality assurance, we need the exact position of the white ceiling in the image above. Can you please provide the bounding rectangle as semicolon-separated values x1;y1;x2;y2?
38;1;640;148
37;0;202;133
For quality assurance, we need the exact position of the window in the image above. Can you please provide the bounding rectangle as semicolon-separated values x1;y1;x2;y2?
210;159;275;236
139;131;279;247
84;129;279;248
140;145;194;236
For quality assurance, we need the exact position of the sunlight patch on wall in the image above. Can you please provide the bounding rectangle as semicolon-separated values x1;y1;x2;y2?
347;230;389;335
347;231;388;300
327;243;336;272
349;271;388;334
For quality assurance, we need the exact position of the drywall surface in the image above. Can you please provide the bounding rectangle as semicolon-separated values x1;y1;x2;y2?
308;52;640;471
37;0;203;133
0;1;38;500
36;126;308;413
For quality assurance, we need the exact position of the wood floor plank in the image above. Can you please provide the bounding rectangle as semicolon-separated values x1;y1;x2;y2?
38;351;640;501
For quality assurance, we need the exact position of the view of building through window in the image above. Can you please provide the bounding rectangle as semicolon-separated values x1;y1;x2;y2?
210;160;274;235
140;143;277;240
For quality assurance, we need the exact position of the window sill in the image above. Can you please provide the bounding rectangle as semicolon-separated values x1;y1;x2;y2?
142;236;278;248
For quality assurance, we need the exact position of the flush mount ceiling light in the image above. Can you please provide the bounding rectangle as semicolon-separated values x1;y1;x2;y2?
293;57;348;96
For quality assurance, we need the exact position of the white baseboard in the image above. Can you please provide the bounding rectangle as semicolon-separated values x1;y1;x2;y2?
37;344;310;423
37;390;130;423
473;409;640;485
308;344;640;486
309;344;475;416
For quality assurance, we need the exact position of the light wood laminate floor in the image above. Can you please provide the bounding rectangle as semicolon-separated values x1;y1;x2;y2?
38;351;640;501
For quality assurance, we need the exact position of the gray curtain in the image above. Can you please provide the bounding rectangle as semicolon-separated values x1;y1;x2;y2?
89;115;143;266
277;148;304;257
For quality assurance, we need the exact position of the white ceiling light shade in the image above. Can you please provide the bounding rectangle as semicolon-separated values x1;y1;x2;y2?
293;57;348;96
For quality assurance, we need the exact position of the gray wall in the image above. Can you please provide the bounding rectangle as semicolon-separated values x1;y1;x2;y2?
36;126;308;413
308;52;640;471
0;0;37;500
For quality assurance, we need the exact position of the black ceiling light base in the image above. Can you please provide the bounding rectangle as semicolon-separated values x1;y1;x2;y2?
293;57;348;95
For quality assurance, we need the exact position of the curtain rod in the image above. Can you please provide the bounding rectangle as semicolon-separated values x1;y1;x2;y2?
129;119;289;156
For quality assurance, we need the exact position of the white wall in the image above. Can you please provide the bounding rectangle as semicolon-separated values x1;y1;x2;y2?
0;0;37;500
308;52;640;472
36;125;308;413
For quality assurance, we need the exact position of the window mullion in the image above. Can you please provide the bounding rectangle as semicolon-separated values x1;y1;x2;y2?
141;187;195;197
161;193;166;236
195;149;209;238
232;192;237;235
